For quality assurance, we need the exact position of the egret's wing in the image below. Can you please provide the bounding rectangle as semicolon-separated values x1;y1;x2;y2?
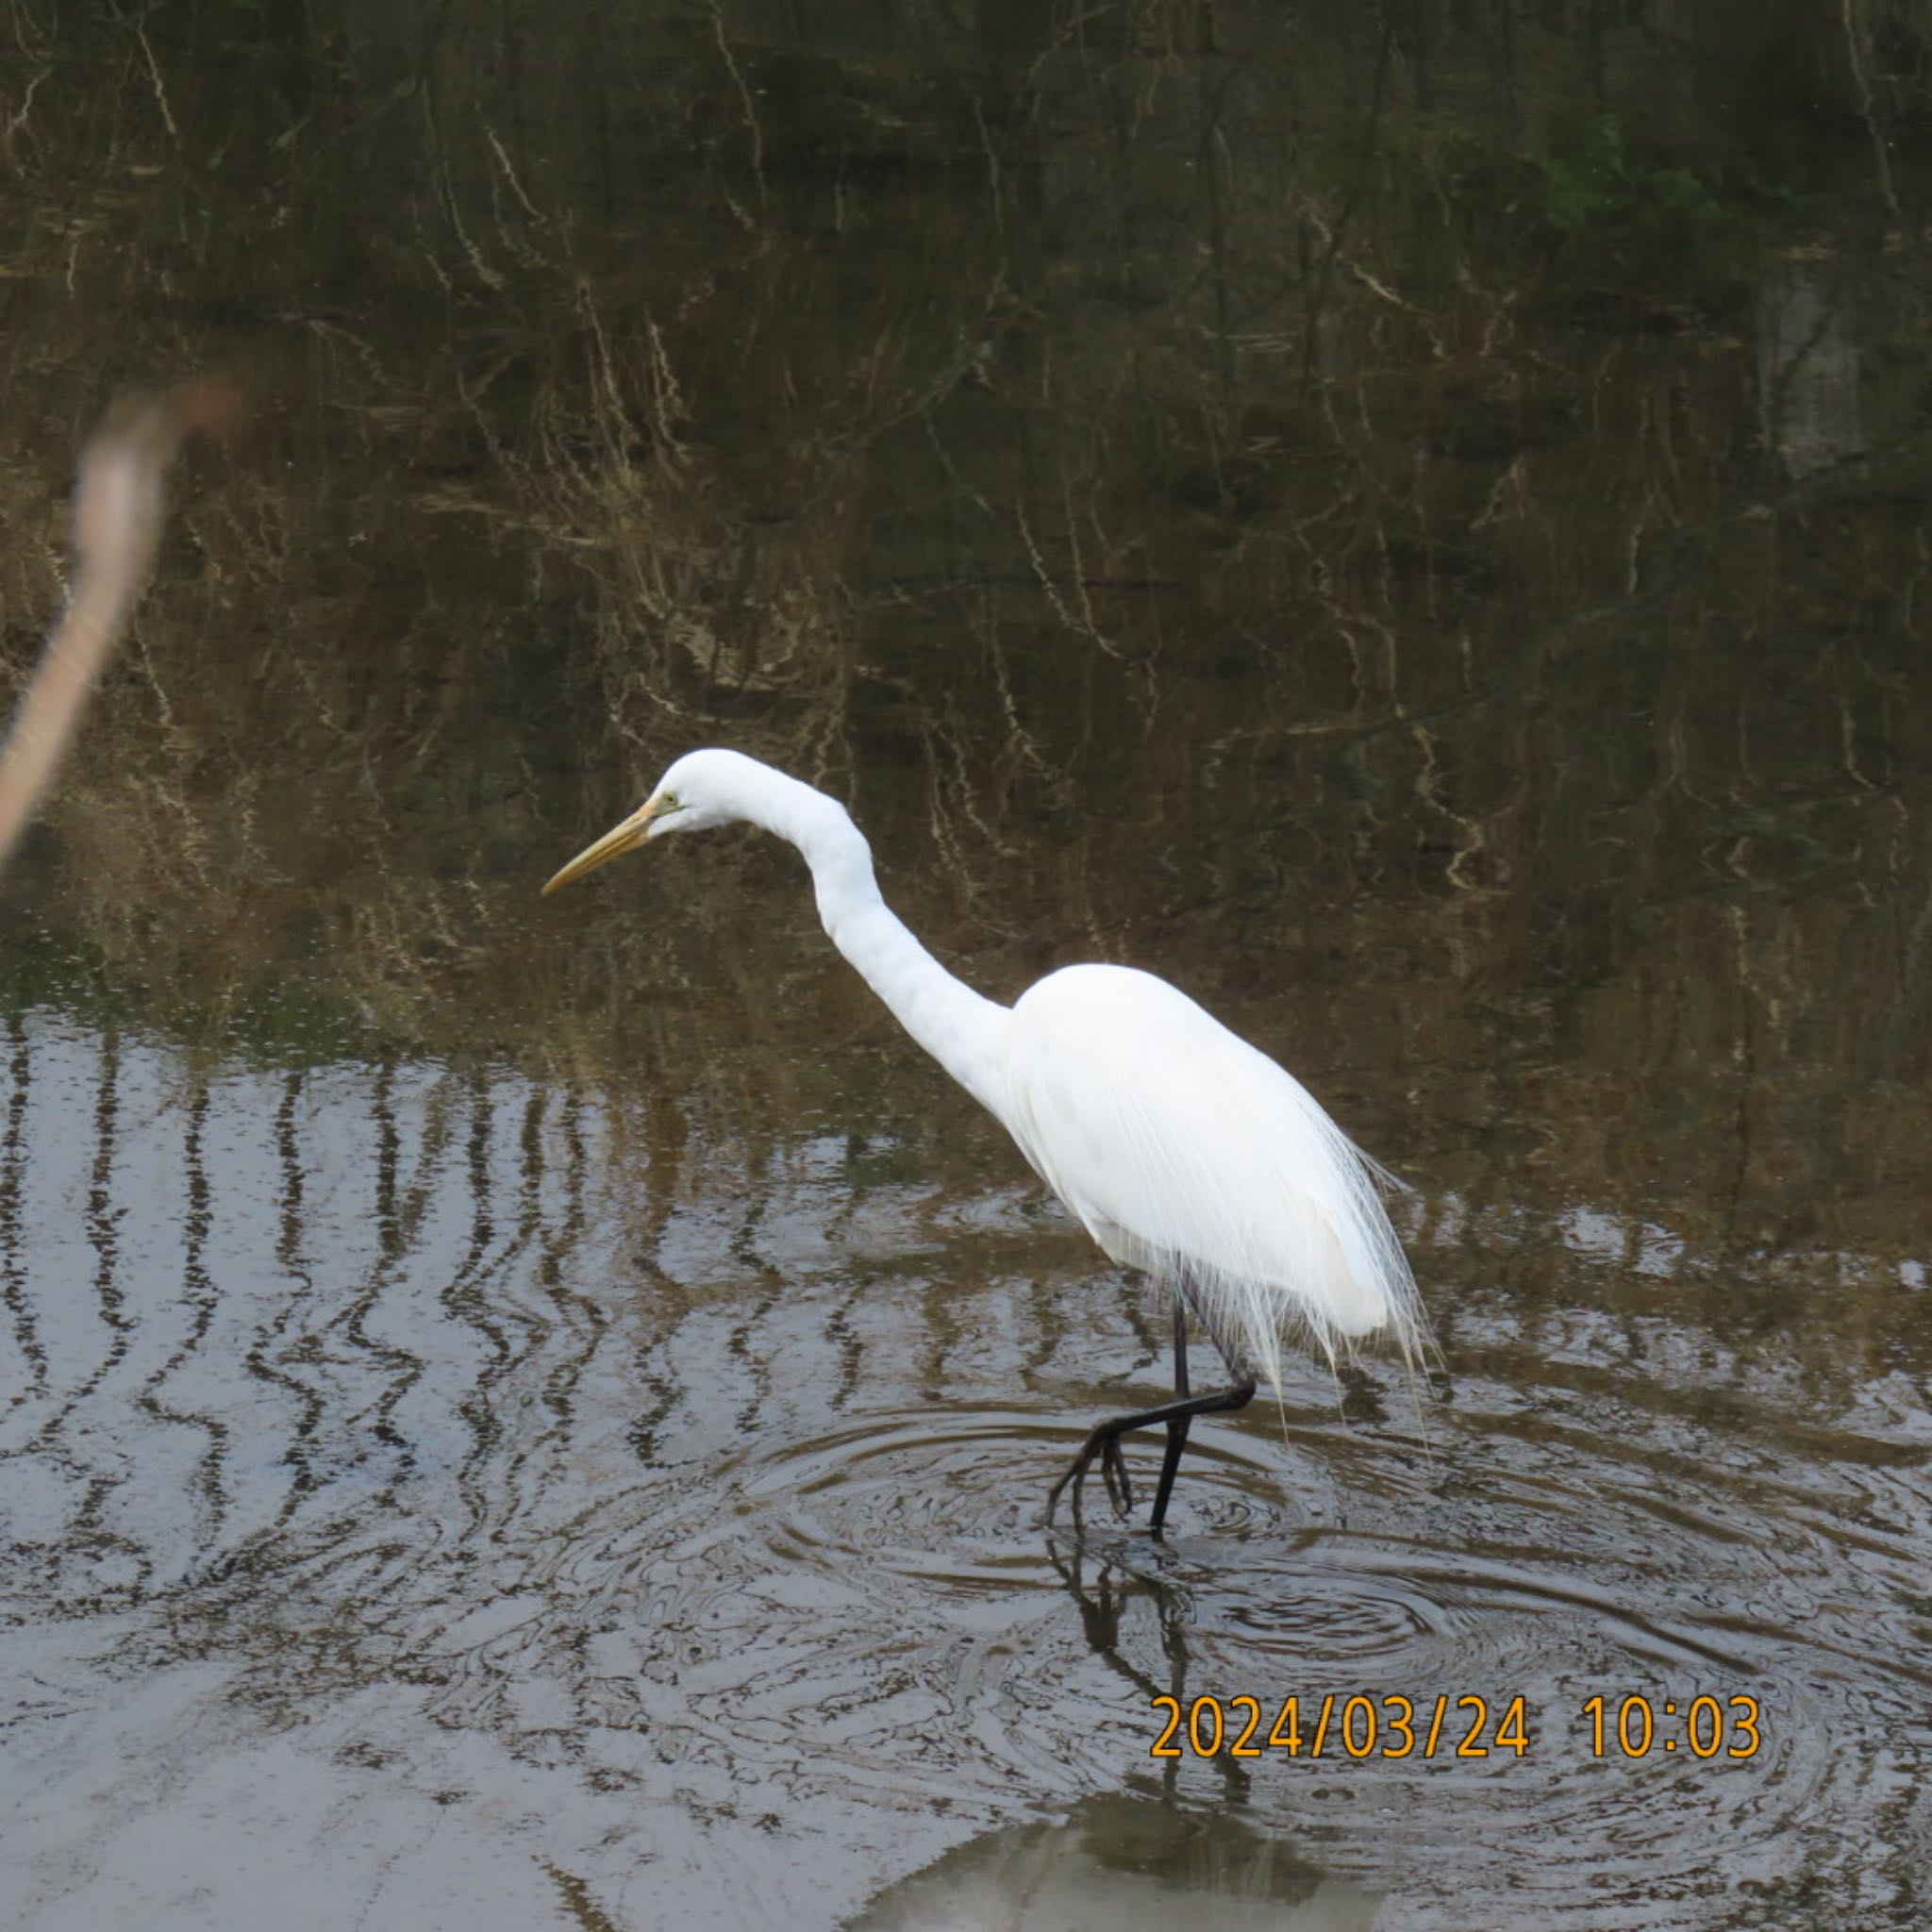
1001;964;1423;1393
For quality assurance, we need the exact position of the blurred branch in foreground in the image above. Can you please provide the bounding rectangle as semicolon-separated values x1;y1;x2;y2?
0;378;241;874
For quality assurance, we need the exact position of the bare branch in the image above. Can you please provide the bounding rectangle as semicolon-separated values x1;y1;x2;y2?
0;379;240;872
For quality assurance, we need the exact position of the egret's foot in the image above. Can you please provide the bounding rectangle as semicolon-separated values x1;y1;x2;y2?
1045;1424;1136;1529
1041;1370;1257;1536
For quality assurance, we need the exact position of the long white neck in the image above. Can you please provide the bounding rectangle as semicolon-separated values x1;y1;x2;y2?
734;765;1012;1118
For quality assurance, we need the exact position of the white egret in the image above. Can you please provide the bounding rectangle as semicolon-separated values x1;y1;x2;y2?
544;748;1426;1535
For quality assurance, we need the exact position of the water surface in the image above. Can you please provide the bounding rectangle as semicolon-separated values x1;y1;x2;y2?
2;6;1928;1927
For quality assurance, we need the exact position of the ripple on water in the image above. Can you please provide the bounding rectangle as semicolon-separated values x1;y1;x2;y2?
736;1402;1331;1589
5;1021;1925;1931
1096;1364;1931;1928
740;1411;1094;1620
1217;1560;1463;1659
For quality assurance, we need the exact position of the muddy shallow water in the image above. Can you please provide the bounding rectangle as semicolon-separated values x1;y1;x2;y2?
3;1008;1924;1927
3;5;1931;1927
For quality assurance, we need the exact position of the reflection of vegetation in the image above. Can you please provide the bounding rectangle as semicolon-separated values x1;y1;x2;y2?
1382;117;1783;298
0;2;1927;1258
1534;118;1766;280
0;924;386;1072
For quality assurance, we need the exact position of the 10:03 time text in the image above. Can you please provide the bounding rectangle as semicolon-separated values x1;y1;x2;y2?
1150;1692;1763;1761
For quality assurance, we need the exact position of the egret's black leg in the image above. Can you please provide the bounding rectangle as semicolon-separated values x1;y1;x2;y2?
1148;1299;1192;1539
1045;1280;1258;1531
1045;1377;1258;1529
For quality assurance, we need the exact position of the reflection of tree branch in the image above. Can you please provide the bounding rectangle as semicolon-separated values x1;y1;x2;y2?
1195;10;1234;391
1303;5;1395;378
708;0;768;211
1842;0;1901;217
0;379;238;873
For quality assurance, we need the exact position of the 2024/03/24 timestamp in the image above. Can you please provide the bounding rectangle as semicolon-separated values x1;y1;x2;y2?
1150;1692;1763;1760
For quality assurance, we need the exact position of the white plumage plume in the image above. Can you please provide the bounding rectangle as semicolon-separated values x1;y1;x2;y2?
1000;964;1427;1401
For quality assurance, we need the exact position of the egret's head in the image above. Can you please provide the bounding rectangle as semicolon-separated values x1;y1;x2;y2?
541;749;757;894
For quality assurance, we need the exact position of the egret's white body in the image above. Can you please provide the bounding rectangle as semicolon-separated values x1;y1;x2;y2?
1002;965;1418;1398
545;747;1426;1531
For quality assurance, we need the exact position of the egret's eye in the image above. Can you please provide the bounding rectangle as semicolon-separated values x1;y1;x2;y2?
658;791;680;812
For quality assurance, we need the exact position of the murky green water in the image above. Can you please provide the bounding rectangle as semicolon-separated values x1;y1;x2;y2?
3;6;1929;1927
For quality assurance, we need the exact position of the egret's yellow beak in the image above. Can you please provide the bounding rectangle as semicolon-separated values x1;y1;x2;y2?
542;795;670;895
